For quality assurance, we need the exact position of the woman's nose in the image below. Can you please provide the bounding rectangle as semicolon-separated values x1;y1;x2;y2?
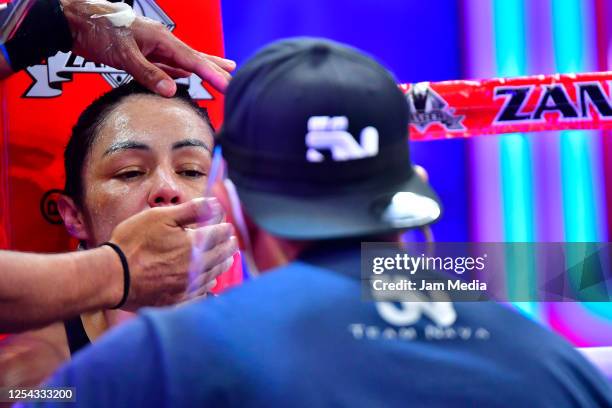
148;171;183;207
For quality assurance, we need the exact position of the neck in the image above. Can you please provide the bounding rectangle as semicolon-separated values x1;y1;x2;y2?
249;230;402;273
250;228;311;272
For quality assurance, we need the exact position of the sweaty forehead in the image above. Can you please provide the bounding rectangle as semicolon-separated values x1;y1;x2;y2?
93;94;213;155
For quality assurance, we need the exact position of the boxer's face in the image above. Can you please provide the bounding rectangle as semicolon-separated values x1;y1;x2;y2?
60;94;213;248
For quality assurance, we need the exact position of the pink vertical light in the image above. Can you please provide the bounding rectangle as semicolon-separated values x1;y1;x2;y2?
525;1;565;242
594;0;612;242
461;0;504;242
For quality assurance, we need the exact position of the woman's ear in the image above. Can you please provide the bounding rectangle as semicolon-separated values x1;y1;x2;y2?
57;195;89;241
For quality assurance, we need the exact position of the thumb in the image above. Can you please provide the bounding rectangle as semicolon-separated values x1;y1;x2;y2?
164;198;222;227
122;43;177;97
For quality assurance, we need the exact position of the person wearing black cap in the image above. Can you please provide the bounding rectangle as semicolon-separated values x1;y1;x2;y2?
27;38;612;408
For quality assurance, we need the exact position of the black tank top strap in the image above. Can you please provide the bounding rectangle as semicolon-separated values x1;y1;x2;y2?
63;316;91;355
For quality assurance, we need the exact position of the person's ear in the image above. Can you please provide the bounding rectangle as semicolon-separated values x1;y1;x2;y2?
57;195;89;241
413;164;429;183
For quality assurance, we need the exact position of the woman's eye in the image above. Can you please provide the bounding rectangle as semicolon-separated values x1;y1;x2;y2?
179;169;206;179
115;170;144;180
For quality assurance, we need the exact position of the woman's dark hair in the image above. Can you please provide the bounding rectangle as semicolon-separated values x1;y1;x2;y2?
64;81;212;206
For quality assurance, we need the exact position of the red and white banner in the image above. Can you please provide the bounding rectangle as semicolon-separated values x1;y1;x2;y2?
403;71;612;141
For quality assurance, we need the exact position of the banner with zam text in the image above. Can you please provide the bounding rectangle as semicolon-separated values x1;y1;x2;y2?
403;71;612;140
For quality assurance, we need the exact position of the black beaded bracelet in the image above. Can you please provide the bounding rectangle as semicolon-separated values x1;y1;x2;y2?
4;0;73;71
102;242;131;310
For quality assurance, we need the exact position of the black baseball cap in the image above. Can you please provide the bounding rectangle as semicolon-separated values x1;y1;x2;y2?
219;37;442;240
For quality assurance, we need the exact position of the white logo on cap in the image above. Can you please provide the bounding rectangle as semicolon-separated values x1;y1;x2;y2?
305;116;379;162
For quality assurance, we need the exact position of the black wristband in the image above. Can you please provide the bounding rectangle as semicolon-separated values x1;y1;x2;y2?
102;242;131;310
4;0;73;71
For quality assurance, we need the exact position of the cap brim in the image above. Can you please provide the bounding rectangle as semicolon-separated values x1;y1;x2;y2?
235;173;442;241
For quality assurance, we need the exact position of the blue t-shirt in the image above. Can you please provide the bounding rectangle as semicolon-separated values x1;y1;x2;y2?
30;245;612;407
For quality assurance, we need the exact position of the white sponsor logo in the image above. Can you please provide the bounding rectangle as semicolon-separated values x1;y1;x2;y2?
305;116;379;162
23;0;212;100
407;82;465;131
375;300;457;327
348;293;491;342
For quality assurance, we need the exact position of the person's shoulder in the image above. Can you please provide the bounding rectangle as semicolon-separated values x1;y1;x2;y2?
138;260;358;349
455;302;574;353
454;302;612;397
145;260;349;320
0;322;69;387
